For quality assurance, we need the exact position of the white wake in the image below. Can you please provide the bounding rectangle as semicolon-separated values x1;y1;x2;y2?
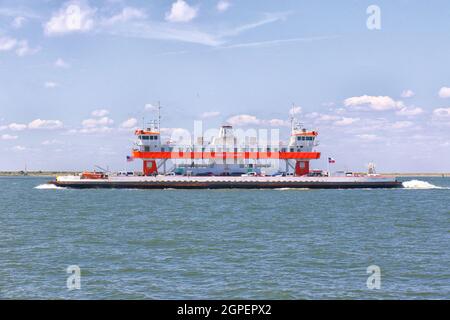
402;180;443;189
34;184;66;190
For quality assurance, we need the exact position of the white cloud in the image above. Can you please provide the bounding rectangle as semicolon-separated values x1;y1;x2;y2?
44;1;96;36
217;1;231;12
145;103;159;111
401;89;415;98
1;134;18;140
82;117;114;128
289;106;302;115
317;114;340;122
165;0;198;23
103;7;146;25
396;106;423;116
28;119;64;130
0;36;38;56
101;10;290;47
91;109;109;117
433;108;450;118
227;114;260;126
44;81;59;88
54;58;70;68
12;145;26;151
15;40;39;57
42;139;62;145
79;126;113;134
267;119;288;127
120;118;138;128
356;134;379;141
0;36;17;51
218;36;333;50
201;111;220;118
391;121;414;129
12;16;26;28
8;123;27;131
438;87;450;99
334;117;359;126
344;95;404;111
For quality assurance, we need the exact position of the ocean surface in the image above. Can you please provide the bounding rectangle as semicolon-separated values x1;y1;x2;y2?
0;176;449;299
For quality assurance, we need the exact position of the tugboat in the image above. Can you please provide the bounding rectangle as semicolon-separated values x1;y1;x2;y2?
50;106;402;189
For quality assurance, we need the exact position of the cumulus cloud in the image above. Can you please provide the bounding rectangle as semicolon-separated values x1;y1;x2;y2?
44;81;59;88
79;127;113;134
145;103;159;111
289;106;302;115
433;108;450;118
396;106;424;116
42;139;62;145
356;134;379;141
82;116;113;128
226;114;261;126
54;58;70;68
1;134;18;140
28;119;63;130
201;111;221;118
401;89;415;98
165;0;198;23
15;40;39;56
344;95;404;111
91;109;109;117
0;36;17;51
391;121;414;129
12;145;26;151
44;1;96;35
217;1;231;12
438;87;450;98
120;118;138;128
267;119;288;127
334;117;359;126
0;36;38;56
12;16;26;28
102;7;146;25
8;123;27;131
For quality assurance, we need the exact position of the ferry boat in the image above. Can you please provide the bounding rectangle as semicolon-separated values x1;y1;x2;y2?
51;106;402;189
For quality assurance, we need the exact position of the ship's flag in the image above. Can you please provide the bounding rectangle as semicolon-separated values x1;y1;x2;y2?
126;156;134;162
328;157;336;164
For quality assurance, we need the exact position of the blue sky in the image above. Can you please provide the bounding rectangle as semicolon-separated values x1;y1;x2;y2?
1;0;450;172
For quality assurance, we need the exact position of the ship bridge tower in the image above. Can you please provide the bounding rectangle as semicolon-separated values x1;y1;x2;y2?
135;104;162;175
287;118;319;176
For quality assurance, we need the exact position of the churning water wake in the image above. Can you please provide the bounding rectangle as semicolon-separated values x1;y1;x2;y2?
34;184;66;190
402;179;445;189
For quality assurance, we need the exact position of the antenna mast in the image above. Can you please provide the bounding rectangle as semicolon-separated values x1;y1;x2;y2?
290;102;298;132
157;101;162;132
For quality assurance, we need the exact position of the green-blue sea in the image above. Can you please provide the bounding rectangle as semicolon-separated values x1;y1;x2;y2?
0;176;449;299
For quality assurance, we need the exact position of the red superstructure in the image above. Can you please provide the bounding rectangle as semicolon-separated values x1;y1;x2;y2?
131;106;321;176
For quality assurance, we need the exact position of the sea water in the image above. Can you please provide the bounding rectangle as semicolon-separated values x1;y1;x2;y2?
0;176;449;299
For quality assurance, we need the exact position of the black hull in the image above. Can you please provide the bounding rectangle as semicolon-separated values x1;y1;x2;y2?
51;180;403;189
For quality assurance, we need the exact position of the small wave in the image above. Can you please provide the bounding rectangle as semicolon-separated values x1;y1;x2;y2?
402;180;443;189
34;184;66;190
275;188;310;191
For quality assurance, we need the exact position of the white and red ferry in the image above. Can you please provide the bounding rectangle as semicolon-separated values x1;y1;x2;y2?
51;107;401;189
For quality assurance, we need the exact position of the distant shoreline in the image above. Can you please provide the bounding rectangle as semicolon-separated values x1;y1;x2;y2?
0;171;449;178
